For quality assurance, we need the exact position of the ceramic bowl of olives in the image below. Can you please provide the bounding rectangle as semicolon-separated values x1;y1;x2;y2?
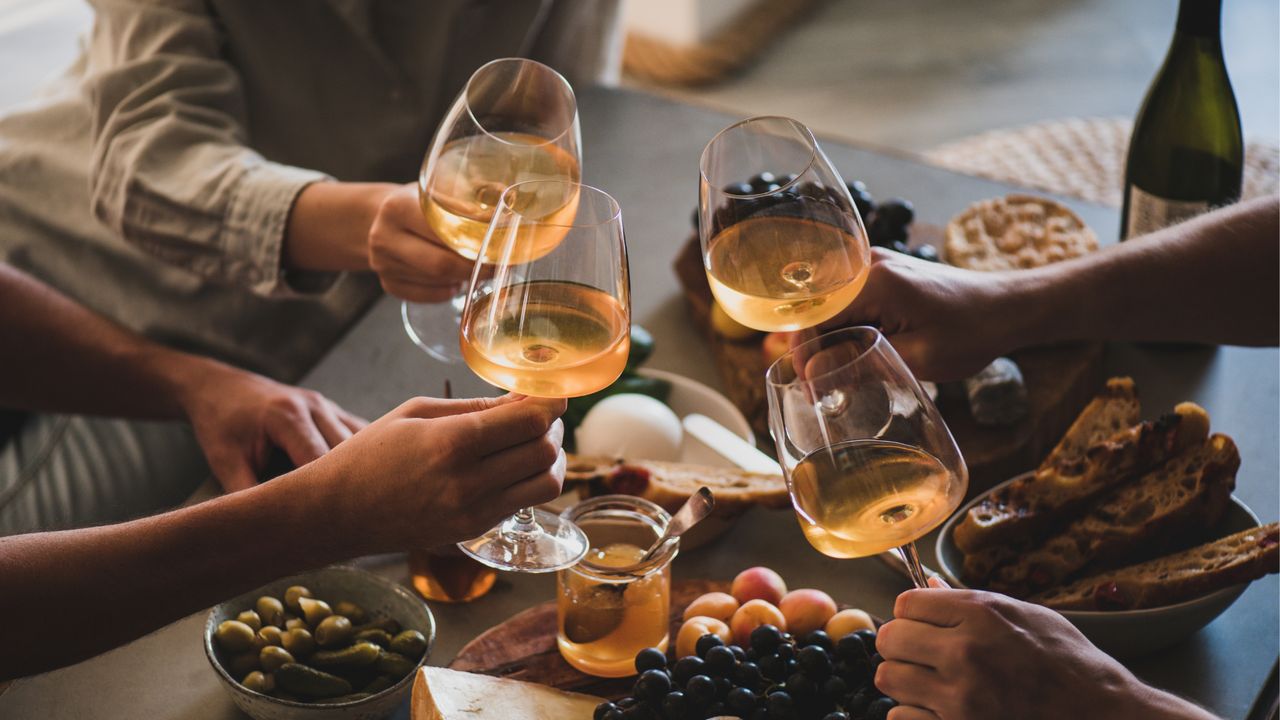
204;566;435;720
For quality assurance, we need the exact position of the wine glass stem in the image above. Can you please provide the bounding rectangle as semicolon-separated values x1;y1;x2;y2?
896;542;929;589
505;507;540;536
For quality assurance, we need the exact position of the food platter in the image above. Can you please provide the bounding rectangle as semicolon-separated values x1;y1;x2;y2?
935;472;1261;660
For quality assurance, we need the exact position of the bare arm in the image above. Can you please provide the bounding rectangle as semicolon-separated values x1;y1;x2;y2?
0;394;567;681
832;195;1280;382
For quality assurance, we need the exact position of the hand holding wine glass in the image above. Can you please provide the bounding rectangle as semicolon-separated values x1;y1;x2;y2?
457;180;630;571
765;326;968;587
699;116;871;333
404;57;582;363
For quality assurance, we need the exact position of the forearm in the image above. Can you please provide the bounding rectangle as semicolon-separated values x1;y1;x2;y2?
283;181;399;271
1009;195;1279;348
0;461;354;681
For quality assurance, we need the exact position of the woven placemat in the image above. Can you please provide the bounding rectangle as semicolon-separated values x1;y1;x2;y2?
924;117;1279;208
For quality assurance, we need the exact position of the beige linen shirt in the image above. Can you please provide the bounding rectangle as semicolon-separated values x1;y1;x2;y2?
0;0;623;382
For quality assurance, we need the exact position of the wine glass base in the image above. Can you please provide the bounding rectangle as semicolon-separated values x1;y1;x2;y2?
458;508;589;573
402;299;465;364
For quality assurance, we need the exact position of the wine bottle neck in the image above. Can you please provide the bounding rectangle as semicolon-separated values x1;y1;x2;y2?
1175;0;1223;38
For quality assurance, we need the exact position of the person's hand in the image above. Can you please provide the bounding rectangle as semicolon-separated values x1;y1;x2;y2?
179;364;366;493
296;393;568;552
367;183;475;302
824;249;1020;382
874;582;1146;720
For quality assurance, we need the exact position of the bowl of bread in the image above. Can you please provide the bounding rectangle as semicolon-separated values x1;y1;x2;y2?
936;377;1279;660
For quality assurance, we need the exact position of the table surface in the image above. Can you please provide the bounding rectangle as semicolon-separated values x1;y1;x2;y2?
2;86;1276;720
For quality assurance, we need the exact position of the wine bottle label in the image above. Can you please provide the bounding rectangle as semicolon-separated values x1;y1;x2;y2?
1125;185;1211;238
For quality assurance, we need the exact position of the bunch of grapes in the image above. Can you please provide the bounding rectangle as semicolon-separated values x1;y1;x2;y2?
593;626;898;720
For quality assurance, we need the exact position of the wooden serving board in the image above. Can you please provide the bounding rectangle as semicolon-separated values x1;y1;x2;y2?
673;228;1104;497
448;580;729;701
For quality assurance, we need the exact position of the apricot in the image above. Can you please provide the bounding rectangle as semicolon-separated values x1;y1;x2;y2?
682;592;739;625
729;599;787;642
824;608;876;639
778;588;838;637
730;566;787;606
676;616;732;659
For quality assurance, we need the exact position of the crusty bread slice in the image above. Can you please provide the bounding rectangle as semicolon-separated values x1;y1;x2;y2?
563;454;790;518
1039;377;1141;476
1028;522;1279;611
952;399;1210;554
986;434;1239;598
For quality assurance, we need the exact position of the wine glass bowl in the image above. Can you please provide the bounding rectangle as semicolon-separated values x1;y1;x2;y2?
404;57;582;363
699;116;871;333
765;326;967;586
457;180;630;572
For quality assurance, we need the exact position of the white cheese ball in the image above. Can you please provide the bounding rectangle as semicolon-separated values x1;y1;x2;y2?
575;394;683;461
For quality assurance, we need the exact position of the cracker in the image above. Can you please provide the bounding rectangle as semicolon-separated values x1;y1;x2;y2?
944;193;1098;271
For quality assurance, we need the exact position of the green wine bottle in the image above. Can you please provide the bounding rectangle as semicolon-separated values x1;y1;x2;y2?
1120;0;1243;240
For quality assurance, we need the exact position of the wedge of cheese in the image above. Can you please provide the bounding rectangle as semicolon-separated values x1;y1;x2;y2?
412;666;603;720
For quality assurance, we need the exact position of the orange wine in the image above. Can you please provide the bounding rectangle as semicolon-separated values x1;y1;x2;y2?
461;281;628;398
705;215;869;332
420;132;580;260
557;542;671;677
408;544;496;603
788;439;963;558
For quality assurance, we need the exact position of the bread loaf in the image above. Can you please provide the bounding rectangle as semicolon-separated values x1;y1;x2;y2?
984;434;1239;598
952;395;1209;554
1028;523;1280;611
563;454;790;518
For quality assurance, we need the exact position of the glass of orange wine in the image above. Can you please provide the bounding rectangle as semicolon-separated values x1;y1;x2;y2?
698;116;871;333
765;326;967;587
457;180;630;572
403;57;581;364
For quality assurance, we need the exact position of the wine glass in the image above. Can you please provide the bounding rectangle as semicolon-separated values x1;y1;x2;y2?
403;57;582;363
698;116;871;333
765;326;967;587
457;180;630;572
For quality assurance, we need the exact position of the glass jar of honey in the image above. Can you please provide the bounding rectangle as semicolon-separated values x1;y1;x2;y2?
556;495;676;677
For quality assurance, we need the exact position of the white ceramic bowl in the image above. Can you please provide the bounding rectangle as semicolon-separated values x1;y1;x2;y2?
637;368;756;462
935;474;1259;660
205;566;435;720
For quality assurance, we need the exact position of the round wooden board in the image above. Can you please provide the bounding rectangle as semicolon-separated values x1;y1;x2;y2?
448;580;730;701
672;228;1105;498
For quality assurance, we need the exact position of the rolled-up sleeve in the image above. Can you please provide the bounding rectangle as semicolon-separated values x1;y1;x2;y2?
83;0;335;297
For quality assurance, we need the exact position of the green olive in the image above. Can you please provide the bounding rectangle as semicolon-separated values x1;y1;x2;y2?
259;645;295;673
297;597;332;626
241;670;275;694
284;615;308;632
227;650;261;677
258;625;284;647
256;596;285;627
284;586;314;614
281;628;316;658
314;615;354;648
236;610;262;633
214;620;257;653
333;601;369;626
388;630;427;658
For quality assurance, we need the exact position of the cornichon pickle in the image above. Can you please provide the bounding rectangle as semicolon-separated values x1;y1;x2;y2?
259;645;295;673
284;586;314;614
374;651;416;679
388;630;427;658
215;620;257;653
297;597;333;626
281;628;316;658
352;618;400;636
256;596;285;628
362;676;395;695
314;615;353;647
333;601;369;626
351;629;392;647
308;641;380;668
274;663;352;698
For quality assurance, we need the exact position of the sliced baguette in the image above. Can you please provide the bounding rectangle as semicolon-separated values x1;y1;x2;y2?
986;434;1239;598
563;454;790;518
1028;522;1280;611
1039;377;1141;476
952;399;1210;554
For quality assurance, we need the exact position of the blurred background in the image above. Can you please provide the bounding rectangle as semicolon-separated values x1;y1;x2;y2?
2;0;1276;206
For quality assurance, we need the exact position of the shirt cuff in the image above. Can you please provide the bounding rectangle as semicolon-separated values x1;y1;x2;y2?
224;161;340;298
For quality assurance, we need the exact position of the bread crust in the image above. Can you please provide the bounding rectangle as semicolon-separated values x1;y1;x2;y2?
563;454;790;519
